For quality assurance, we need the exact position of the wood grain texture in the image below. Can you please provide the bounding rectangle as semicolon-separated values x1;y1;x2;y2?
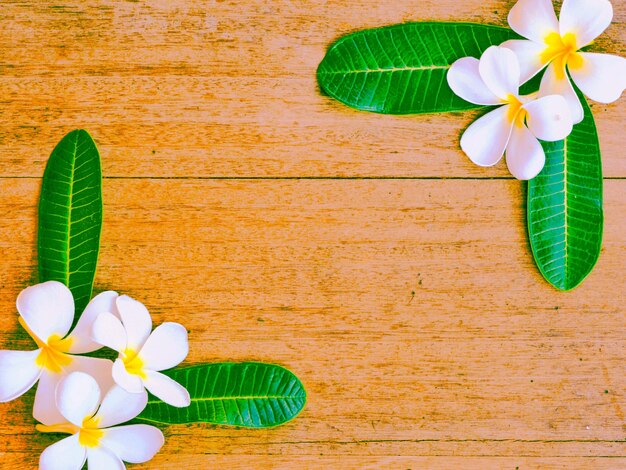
1;180;626;469
0;0;624;469
0;0;624;178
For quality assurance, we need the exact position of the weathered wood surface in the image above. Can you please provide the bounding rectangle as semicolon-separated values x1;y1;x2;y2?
0;1;624;469
0;0;624;178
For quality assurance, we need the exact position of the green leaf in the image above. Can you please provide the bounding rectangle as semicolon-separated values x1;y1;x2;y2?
38;129;103;316
528;94;603;291
317;22;519;114
137;363;307;428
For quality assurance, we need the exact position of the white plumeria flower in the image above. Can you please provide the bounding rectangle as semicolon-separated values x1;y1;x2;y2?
0;281;116;425
447;46;573;180
92;295;191;407
37;371;164;470
502;0;626;123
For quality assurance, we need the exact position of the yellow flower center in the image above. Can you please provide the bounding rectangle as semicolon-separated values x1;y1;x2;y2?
540;32;584;80
123;348;147;378
18;317;73;374
78;416;104;448
504;94;527;128
36;416;104;448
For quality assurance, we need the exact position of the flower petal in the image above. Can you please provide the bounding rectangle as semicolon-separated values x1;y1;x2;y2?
539;62;584;124
139;323;188;372
56;371;101;427
446;57;501;105
500;39;547;84
478;46;521;99
506;125;546;180
38;351;109;426
95;385;148;428
17;281;74;343
570;53;626;104
143;370;190;408
508;0;559;43
69;355;115;397
524;95;573;142
86;446;125;470
68;291;119;354
39;434;86;470
112;358;145;393
34;371;65;425
460;105;513;167
101;424;164;464
92;312;127;353
116;295;152;351
559;0;613;48
0;349;42;402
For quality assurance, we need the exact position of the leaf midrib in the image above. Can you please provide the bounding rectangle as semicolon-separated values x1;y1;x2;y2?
563;135;569;287
64;133;78;286
146;395;305;405
319;65;451;75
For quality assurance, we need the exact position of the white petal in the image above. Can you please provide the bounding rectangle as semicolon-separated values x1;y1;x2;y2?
506;126;546;180
524;95;573;142
34;371;65;425
95;385;148;428
112;358;145;393
143;370;190;408
56;372;101;427
101;425;164;464
92;312;127;353
116;296;152;351
68;291;119;354
500;39;547;84
560;0;613;48
139;323;188;372
39;435;86;470
87;446;125;470
570;53;626;104
0;349;42;402
460;105;513;167
478;46;521;99
508;0;559;43
16;281;74;343
446;57;501;105
539;62;585;124
69;356;115;397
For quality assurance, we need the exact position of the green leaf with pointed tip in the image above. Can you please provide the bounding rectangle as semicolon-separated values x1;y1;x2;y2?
528;93;603;291
38;129;103;316
137;363;307;428
317;22;519;114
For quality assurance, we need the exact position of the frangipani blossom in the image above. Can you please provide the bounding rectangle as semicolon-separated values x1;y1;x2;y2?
502;0;626;123
447;46;573;180
0;281;115;425
92;295;190;407
38;371;163;470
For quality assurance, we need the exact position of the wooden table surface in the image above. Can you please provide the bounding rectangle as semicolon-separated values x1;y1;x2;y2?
0;1;624;469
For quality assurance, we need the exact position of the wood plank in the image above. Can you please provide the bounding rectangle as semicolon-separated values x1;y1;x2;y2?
0;178;624;464
1;0;623;78
3;454;626;470
0;0;624;178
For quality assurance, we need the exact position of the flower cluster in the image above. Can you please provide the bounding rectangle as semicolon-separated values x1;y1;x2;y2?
447;0;626;180
0;281;190;469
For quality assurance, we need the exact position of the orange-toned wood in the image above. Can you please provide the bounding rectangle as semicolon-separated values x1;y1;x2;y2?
0;0;624;178
1;179;625;469
0;0;624;469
